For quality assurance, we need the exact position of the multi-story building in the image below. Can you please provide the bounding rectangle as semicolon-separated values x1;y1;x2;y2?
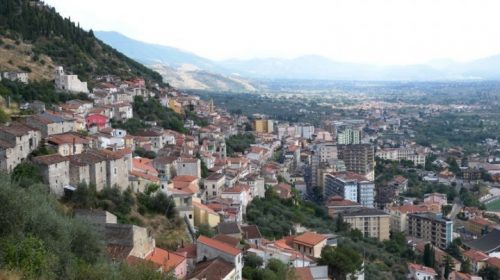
343;208;391;241
324;171;375;208
388;204;441;233
0;122;41;172
376;147;426;166
337;144;375;180
196;235;243;280
176;157;201;179
253;119;274;133
407;212;453;249
337;128;361;145
204;173;226;199
33;154;70;197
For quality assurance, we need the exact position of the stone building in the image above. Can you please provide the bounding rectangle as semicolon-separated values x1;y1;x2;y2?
176;157;201;179
68;151;108;190
90;149;131;190
33;154;70;197
0;122;41;172
26;112;75;137
54;66;89;93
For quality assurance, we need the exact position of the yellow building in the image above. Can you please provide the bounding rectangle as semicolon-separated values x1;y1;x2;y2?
343;208;391;241
253;119;273;133
193;201;220;228
168;99;183;114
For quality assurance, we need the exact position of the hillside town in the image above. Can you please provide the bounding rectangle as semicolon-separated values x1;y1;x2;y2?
2;65;500;280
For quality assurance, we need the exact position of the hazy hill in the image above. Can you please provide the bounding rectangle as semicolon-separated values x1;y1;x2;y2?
96;31;256;92
0;0;164;85
96;30;500;82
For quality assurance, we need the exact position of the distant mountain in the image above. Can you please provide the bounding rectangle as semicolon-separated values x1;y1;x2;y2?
96;31;256;91
0;1;164;84
221;54;500;81
97;31;500;84
95;31;218;70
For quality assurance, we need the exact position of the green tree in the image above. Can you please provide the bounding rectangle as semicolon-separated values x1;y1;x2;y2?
244;254;264;269
461;259;472;274
197;224;216;238
2;235;55;279
319;245;363;280
11;162;42;188
478;266;500;280
423;244;435;268
442;255;454;279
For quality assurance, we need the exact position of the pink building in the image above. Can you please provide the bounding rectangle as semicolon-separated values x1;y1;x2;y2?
86;113;108;129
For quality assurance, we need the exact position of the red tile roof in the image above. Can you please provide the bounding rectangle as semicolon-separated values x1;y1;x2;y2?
463;249;489;262
188;257;234;280
197;235;241;256
176;243;197;259
213;234;240;247
408;263;437;275
33;154;68;165
295;267;314;280
145;247;185;272
293;232;327;247
487;257;500;268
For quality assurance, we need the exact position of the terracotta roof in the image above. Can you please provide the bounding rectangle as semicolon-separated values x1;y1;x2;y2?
329;171;369;182
47;133;90;145
0;122;37;136
130;170;159;183
176;243;197;259
205;172;225;181
295;267;314;280
68;152;106;166
145;247;185;272
241;225;262;240
188;257;235;280
389;204;440;214
487;257;500;268
326;195;360;207
463;249;489;262
178;157;198;163
293;232;327;247
469;217;495;227
197;235;241;256
408;263;437;275
213;234;240;247
222;184;249;194
172;175;198;182
33;154;68;165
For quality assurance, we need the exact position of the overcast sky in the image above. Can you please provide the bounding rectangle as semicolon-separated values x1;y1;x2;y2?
44;0;500;65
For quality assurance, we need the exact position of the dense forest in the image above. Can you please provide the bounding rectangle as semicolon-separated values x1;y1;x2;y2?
0;0;164;84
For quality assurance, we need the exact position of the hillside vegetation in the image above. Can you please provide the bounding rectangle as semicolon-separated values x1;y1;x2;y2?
0;0;164;85
0;174;174;280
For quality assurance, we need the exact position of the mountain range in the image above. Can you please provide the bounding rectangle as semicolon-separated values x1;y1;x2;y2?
96;31;500;91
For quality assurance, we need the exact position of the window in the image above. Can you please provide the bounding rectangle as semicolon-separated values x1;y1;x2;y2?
114;168;117;175
189;214;192;219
